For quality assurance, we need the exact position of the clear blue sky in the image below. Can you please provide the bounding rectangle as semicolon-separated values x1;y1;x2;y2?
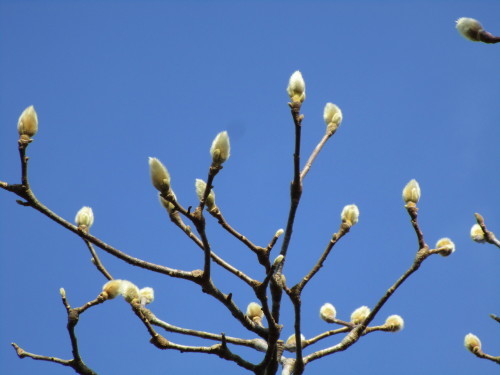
1;1;499;374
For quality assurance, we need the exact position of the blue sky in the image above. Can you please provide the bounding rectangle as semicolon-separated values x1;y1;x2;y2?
1;1;499;374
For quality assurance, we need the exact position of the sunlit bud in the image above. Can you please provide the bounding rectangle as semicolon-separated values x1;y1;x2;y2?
149;157;171;193
246;302;264;321
75;206;94;228
435;237;455;257
273;255;284;267
470;224;486;243
402;179;421;204
319;303;337;322
275;228;284;237
195;179;216;210
17;105;38;138
351;306;370;324
323;103;343;133
139;287;155;306
120;280;140;303
287;71;306;103
102;280;123;299
341;204;359;226
456;18;484;42
285;333;305;352
385;315;404;332
158;191;177;214
210;131;230;166
59;288;66;298
464;333;482;353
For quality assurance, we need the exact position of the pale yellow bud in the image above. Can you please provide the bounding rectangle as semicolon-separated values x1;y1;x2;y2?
402;179;421;204
435;237;455;257
75;206;94;228
341;204;359;226
456;18;484;42
102;280;123;299
17;105;38;137
120;280;140;303
195;179;216;210
470;224;486;243
385;315;404;332
323;103;343;132
287;70;306;103
351;306;370;324
464;333;481;353
210;131;230;166
59;288;66;298
246;302;264;320
285;333;305;352
158;191;177;214
275;228;284;237
149;157;170;193
139;287;155;305
319;303;336;322
273;254;284;267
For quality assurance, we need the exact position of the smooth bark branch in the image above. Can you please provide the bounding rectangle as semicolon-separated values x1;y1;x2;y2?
300;128;337;181
84;240;113;280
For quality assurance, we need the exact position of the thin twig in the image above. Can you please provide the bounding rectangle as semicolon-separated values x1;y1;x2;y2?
475;213;500;248
84;240;113;280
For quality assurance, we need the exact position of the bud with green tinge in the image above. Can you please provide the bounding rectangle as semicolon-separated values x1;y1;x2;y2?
75;206;94;228
464;333;481;353
435;237;455;257
287;71;306;103
195;179;216;210
319;303;337;322
323;103;343;133
17;105;38;138
149;157;171;193
120;280;140;303
402;179;421;204
351;306;370;324
456;18;484;42
159;191;177;214
139;287;155;305
341;204;359;226
210;131;230;166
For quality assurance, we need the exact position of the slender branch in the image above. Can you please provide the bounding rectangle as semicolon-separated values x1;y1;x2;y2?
84;240;113;280
406;203;427;249
475;213;500;248
300;128;336;181
468;347;500;364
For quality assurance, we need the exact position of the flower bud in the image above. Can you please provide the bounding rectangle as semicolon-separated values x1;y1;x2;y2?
470;224;486;243
323;103;343;132
75;206;94;228
273;254;284;267
119;280;140;303
149;157;170;193
350;306;370;324
158;191;177;214
435;237;455;257
210;131;230;166
287;71;306;103
385;315;404;332
195;179;216;210
319;303;336;322
402;179;421;204
275;228;284;237
139;287;155;305
59;288;66;298
341;204;359;226
456;18;484;42
17;105;38;138
464;333;481;353
246;302;264;320
285;333;305;352
102;280;123;299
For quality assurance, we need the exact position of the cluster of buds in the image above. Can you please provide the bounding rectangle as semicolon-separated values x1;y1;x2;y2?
75;206;94;231
319;303;337;323
246;302;264;327
17;105;38;141
341;204;359;227
195;179;216;210
102;279;155;306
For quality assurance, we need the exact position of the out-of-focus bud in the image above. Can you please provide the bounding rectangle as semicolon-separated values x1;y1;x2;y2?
323;103;343;133
402;179;421;205
435;237;455;257
319;303;336;323
464;333;482;353
102;280;123;300
285;333;305;352
350;306;370;324
159;191;177;214
287;71;306;103
246;302;264;321
17;105;38;138
139;287;155;306
273;254;284;267
341;204;359;226
195;179;216;210
75;206;94;229
456;18;484;42
385;315;404;332
120;280;140;303
470;224;486;243
59;288;66;298
149;157;171;193
210;131;230;166
275;228;284;237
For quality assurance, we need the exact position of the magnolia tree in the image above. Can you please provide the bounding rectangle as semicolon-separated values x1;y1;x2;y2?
2;18;499;375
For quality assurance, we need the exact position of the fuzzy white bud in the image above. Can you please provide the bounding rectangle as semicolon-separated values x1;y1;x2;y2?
102;280;123;299
195;179;216;210
210;131;230;166
319;303;337;322
17;105;38;137
385;315;404;332
246;302;264;320
402;179;421;204
275;228;284;237
75;206;94;228
139;287;155;305
273;254;284;267
285;333;305;352
464;333;481;353
323;103;343;132
470;224;486;243
435;237;455;257
119;280;140;303
59;288;66;298
341;204;359;226
149;157;171;193
287;71;306;103
456;18;484;42
351;306;370;324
